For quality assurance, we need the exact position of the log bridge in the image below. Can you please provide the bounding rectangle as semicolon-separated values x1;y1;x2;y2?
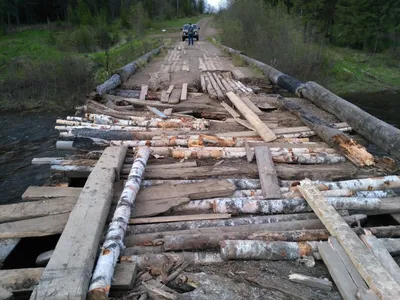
1;40;400;300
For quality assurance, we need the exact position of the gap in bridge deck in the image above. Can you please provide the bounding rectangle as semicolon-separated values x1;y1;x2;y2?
2;235;60;269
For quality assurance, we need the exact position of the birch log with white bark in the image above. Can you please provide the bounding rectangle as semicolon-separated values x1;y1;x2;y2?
87;147;150;299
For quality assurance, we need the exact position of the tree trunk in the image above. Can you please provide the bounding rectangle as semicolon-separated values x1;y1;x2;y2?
299;82;400;161
277;96;375;167
96;74;122;97
88;147;150;299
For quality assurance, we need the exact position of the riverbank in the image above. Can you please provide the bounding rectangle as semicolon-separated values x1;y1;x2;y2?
0;15;206;113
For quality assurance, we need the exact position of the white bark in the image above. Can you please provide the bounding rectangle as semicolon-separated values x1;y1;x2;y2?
88;147;150;297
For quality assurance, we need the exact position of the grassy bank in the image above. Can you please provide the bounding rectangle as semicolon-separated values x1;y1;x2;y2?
0;16;205;113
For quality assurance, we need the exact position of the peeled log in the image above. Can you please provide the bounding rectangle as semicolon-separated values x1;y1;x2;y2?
299;82;400;161
96;74;122;97
226;92;276;142
88;147;150;299
277;96;374;167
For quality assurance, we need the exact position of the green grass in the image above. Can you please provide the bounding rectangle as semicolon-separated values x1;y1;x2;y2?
324;47;400;95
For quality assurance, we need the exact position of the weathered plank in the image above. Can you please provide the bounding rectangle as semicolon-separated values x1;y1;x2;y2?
168;89;181;104
129;213;231;225
254;147;282;199
318;243;359;300
111;262;137;290
0;197;76;223
146;161;198;170
146;106;168;119
235;118;255;131
226;92;276;142
30;146;127;300
139;85;148;100
221;102;240;118
161;90;169;103
288;273;332;291
133;197;190;217
181;83;188;101
241;96;264;115
299;179;400;300
22;186;82;201
329;237;368;289
136;180;236;202
166;85;174;95
0;239;20;268
0;268;44;292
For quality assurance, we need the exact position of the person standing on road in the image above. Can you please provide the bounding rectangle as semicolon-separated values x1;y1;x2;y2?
188;23;194;46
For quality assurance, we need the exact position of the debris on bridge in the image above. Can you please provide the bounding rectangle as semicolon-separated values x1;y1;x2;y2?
2;40;400;300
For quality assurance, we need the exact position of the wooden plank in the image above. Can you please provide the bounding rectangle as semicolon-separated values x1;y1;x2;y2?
329;237;368;289
226;92;276;142
0;213;69;239
22;186;82;201
234;118;255;131
361;234;400;284
0;268;44;292
133;197;190;217
168;89;181;104
318;243;359;300
146;106;168;119
129;213;232;225
245;141;255;163
146;161;197;170
161;90;169;103
288;273;332;291
0;197;77;223
166;85;174;95
221;102;240;118
139;85;148;100
136;180;236;202
163;108;173;116
111;262;137;290
30;146;127;300
241;96;264;115
255;147;282;199
299;180;400;300
32;157;63;165
0;239;20;267
181;83;188;101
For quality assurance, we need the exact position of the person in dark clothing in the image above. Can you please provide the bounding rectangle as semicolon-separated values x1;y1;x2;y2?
188;23;194;46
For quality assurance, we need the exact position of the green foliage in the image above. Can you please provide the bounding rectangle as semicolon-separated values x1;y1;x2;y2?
77;0;94;26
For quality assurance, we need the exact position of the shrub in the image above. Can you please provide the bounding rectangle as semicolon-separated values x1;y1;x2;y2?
69;26;97;52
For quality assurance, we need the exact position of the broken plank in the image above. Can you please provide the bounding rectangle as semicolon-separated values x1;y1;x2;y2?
318;242;359;300
245;141;255;163
0;213;69;239
226;92;276;142
161;90;169;103
129;213;231;225
30;146;128;300
134;197;190;217
136;180;236;202
166;85;174;95
234;118;255;131
163;108;173;116
254;147;282;199
329;237;368;289
181;83;188;101
221;102;240;118
111;262;137;290
288;273;332;291
139;85;148;100
0;197;77;224
168;89;182;104
146;106;168;119
299;179;400;300
241;96;263;115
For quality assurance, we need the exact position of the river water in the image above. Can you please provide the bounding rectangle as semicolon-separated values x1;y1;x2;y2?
0;92;398;204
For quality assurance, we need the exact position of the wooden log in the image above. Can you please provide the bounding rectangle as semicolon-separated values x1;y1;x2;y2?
277;96;374;167
211;72;226;93
255;147;282;199
96;74;121;96
203;72;217;99
299;81;400;161
0;239;20;267
318;242;359;300
288;273;332;291
220;240;318;260
226;92;276;142
128;212;352;235
181;83;188;101
88;147;150;299
219;75;234;92
361;233;400;284
129;214;232;225
124;216;364;249
199;58;207;71
0;268;44;293
30;146;127;300
298;179;400;299
207;72;224;100
139;85;148;100
108;89;140;98
146;106;168;119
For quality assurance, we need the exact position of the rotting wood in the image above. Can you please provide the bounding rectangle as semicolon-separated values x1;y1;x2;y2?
298;179;400;299
241;96;264;115
207;72;224;100
139;85;148;100
134;197;190;218
0;268;44;293
255;146;282;199
318;242;359;300
142;282;177;300
361;233;400;284
226;92;276;142
221;101;240;118
22;186;82;201
169;89;181;104
328;237;368;290
30;146;127;300
88;147;150;299
181;83;188;101
129;214;232;225
146;106;168;119
203;73;218;99
161;90;169;103
288;273;332;291
277;96;374;167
